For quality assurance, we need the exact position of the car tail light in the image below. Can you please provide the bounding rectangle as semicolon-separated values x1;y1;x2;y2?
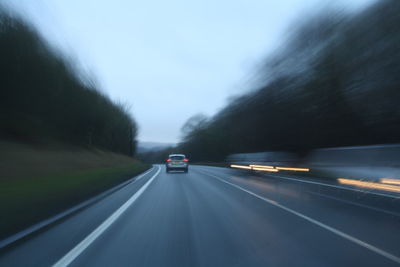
184;159;189;162
167;159;171;162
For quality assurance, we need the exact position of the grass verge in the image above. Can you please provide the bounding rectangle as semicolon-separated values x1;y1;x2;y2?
0;141;149;240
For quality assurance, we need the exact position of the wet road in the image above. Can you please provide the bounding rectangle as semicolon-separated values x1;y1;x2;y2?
1;165;400;266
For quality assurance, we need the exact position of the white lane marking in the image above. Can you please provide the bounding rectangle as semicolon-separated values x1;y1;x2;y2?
0;167;155;249
203;166;400;220
204;166;400;199
308;191;400;218
52;166;161;267
201;167;400;217
270;174;400;199
199;170;400;264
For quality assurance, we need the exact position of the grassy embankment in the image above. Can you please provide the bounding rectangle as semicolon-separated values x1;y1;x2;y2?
0;141;150;240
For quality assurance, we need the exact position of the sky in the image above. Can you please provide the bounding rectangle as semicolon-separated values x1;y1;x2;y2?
4;0;374;143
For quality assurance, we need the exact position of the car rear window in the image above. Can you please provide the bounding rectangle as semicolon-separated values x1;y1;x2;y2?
170;156;184;160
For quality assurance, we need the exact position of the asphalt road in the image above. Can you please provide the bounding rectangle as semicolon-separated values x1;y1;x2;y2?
1;165;400;266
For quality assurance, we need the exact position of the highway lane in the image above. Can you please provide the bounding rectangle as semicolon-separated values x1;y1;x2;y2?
1;165;400;266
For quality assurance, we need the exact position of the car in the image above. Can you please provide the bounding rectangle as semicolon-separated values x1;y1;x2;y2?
166;154;189;173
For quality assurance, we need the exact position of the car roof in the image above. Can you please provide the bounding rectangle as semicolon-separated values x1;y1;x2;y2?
168;154;185;157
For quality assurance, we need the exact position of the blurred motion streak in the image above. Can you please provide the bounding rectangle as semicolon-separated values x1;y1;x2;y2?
249;164;275;169
231;164;311;172
380;178;400;186
338;178;400;193
252;167;279;172
275;167;310;172
175;0;400;163
0;10;137;156
230;164;252;170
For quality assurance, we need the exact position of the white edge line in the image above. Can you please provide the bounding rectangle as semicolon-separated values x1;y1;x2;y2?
0;167;155;249
218;165;400;199
202;166;400;216
270;174;400;199
308;191;400;218
52;166;161;267
199;170;400;265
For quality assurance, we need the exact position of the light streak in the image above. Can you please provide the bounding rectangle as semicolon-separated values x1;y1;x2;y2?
252;167;279;172
380;178;400;185
249;164;274;169
275;167;310;172
230;164;252;170
338;178;400;193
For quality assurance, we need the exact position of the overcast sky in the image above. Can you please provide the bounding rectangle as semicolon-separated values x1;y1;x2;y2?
5;0;374;143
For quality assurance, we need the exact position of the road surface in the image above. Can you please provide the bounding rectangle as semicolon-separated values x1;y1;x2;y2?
1;165;400;266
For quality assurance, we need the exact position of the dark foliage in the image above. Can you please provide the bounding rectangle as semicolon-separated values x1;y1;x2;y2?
0;11;137;155
136;147;177;164
179;0;400;162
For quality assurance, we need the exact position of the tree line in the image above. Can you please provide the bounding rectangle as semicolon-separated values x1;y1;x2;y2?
175;0;400;162
0;9;137;155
